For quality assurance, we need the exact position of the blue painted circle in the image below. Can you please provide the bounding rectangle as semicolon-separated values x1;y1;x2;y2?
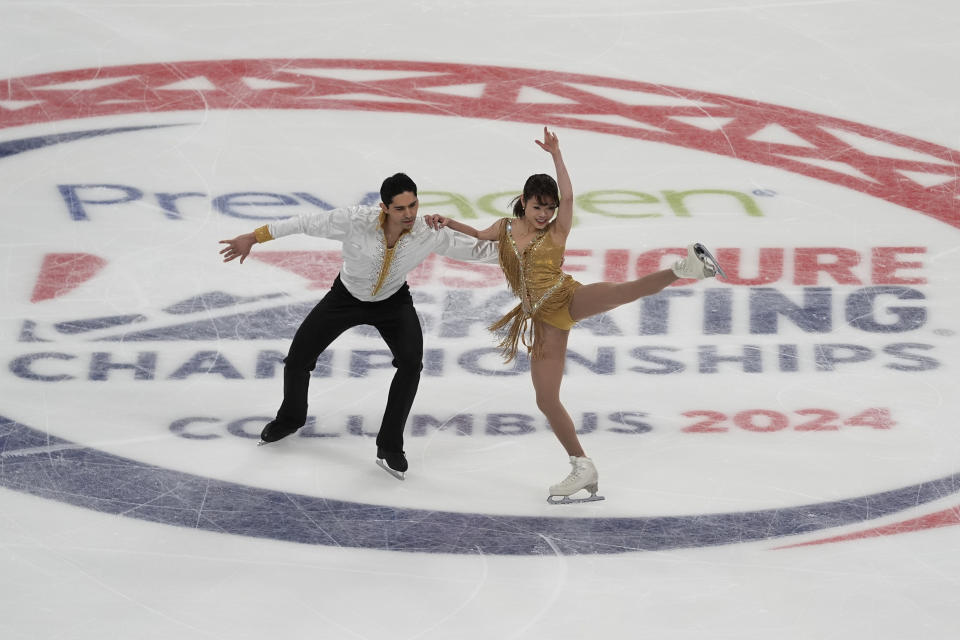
3;125;958;555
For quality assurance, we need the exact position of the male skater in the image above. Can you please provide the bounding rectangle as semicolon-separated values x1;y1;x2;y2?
219;173;497;479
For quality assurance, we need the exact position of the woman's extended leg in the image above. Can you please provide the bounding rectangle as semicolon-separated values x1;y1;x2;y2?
529;323;585;457
568;268;678;322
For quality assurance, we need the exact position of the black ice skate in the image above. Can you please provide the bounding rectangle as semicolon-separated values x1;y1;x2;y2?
257;420;300;446
376;447;408;481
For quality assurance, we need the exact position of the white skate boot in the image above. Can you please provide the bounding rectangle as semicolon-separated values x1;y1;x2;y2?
672;243;726;280
547;456;605;504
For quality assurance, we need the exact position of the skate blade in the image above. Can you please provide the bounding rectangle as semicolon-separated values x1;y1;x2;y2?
693;243;727;280
256;440;269;446
376;459;405;481
547;493;605;505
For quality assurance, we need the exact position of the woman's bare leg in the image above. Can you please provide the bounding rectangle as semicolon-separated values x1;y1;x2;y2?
569;268;678;322
529;324;585;457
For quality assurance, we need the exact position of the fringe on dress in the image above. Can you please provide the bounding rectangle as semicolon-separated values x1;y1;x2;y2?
489;219;579;363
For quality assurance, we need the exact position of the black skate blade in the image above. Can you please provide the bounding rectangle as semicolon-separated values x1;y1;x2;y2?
376;459;405;481
693;243;727;280
547;493;605;505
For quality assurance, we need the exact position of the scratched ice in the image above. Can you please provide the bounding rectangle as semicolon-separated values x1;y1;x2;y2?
1;2;959;639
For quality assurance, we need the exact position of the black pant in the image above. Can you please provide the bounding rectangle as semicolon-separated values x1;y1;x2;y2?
276;275;423;452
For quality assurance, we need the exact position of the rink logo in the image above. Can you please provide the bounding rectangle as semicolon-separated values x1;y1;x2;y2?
1;59;959;554
54;182;774;222
13;246;939;381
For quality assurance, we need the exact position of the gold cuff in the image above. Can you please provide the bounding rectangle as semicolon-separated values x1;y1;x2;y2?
253;225;273;243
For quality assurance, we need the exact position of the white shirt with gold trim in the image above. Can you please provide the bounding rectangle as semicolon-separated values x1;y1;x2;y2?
255;205;498;302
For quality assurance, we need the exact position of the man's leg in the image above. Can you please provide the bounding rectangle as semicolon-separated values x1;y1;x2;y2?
266;282;359;440
372;299;423;456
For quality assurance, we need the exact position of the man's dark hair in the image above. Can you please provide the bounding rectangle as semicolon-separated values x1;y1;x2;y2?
380;173;418;205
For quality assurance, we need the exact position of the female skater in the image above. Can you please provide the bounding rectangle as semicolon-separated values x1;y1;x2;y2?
425;127;723;503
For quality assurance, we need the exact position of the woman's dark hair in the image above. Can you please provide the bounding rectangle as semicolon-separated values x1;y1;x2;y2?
380;173;418;205
510;173;559;217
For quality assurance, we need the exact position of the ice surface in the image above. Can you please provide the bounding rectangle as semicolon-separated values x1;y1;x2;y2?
1;1;959;639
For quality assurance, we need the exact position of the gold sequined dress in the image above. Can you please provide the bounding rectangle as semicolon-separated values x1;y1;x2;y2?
490;219;582;362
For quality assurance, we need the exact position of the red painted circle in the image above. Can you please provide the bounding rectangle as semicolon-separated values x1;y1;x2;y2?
1;59;957;226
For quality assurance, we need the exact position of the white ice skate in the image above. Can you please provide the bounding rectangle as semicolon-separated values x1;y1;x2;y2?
547;456;605;505
672;243;727;280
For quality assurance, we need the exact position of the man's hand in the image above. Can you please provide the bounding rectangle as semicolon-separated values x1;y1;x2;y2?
218;233;257;263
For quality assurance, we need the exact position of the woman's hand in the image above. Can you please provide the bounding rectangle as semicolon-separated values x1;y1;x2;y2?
535;126;561;156
423;214;450;230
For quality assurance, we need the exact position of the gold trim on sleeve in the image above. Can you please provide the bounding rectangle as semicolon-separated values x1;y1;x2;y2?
253;225;274;243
